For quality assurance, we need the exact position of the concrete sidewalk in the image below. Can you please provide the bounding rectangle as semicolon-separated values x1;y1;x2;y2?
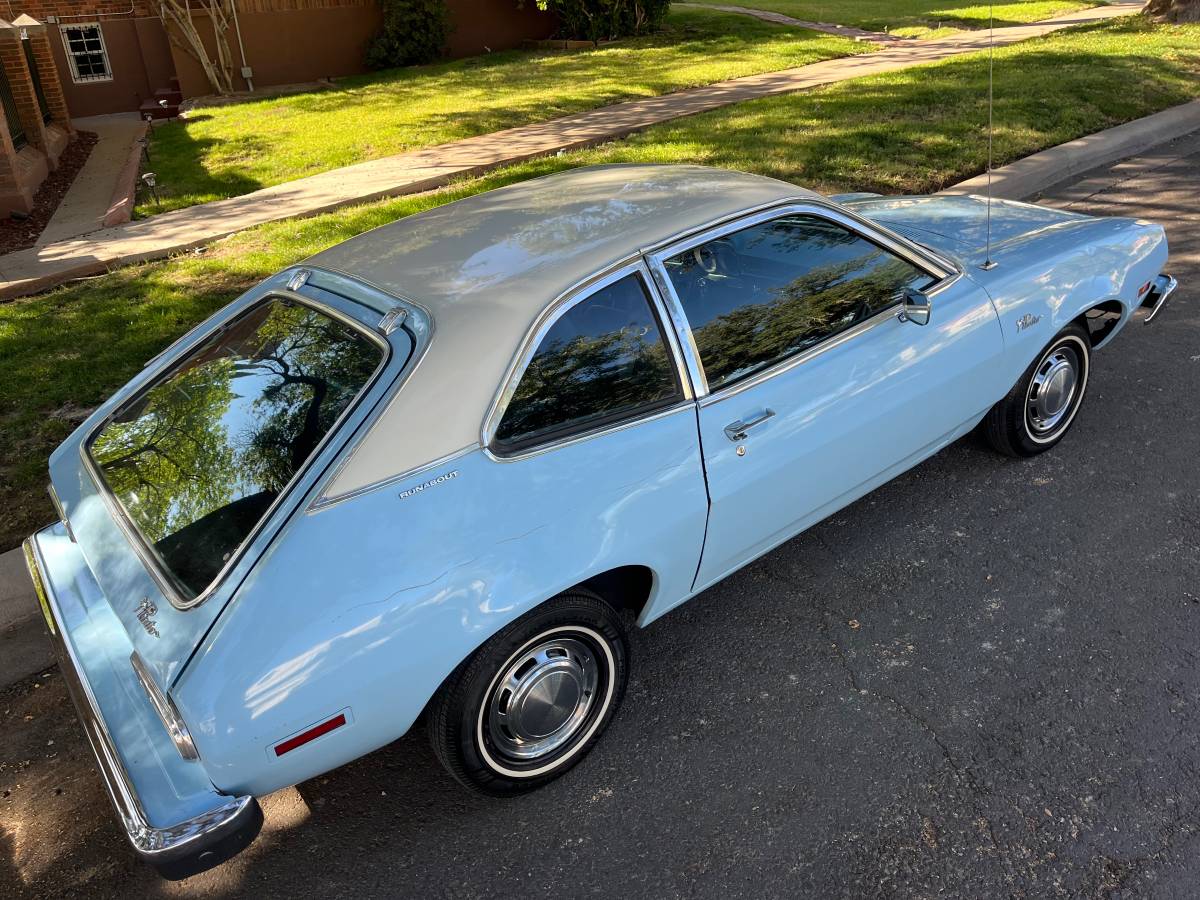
35;114;146;247
0;1;1140;301
674;2;912;43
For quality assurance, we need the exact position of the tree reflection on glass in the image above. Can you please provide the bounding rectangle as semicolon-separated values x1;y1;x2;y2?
667;216;931;389
495;274;679;448
90;300;383;597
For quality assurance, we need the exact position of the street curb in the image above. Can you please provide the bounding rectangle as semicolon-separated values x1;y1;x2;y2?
0;545;53;687
939;99;1200;200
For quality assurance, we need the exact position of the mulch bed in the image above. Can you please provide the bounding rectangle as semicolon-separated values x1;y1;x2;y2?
0;130;99;255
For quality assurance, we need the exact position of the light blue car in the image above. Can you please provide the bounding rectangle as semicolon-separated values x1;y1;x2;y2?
23;165;1176;877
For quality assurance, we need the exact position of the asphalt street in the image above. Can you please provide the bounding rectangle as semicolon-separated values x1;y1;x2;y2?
2;132;1199;899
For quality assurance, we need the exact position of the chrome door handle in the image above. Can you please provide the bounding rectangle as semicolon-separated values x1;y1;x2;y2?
724;409;775;442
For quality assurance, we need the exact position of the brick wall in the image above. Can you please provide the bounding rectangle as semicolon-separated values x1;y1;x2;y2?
0;17;75;214
6;0;157;19
23;21;72;128
0;27;48;155
5;0;374;16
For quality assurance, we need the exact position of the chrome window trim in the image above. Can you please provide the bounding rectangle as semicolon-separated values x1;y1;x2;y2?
645;258;709;397
479;257;692;456
646;200;961;402
80;291;393;611
642;196;959;283
483;402;695;464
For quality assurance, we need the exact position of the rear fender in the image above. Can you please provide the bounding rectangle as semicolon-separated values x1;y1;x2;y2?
172;408;707;798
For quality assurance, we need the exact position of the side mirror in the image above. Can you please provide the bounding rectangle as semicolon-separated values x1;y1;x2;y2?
899;287;931;326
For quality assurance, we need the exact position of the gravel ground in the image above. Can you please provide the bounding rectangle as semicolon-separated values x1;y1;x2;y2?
1;132;1197;899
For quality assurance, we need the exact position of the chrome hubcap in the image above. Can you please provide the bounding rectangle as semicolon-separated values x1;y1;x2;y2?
486;637;599;761
1026;345;1080;435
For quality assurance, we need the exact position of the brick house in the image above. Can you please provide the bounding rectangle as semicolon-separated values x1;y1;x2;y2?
0;14;74;214
4;0;555;118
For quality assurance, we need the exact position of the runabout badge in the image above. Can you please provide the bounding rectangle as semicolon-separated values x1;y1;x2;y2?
398;470;459;500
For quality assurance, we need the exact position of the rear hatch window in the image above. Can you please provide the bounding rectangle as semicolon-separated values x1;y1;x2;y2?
87;298;386;600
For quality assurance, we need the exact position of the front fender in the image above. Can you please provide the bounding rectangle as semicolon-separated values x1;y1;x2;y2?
972;217;1167;382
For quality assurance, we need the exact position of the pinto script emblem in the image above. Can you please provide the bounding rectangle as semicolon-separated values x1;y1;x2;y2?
1015;313;1043;332
136;598;160;638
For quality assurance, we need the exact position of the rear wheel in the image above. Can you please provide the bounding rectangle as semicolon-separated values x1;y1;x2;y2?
429;590;628;796
983;323;1091;457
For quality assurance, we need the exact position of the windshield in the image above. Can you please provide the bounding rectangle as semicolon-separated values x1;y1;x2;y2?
88;298;386;599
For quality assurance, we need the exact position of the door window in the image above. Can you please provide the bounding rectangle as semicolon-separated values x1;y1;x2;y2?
494;273;682;451
662;214;935;390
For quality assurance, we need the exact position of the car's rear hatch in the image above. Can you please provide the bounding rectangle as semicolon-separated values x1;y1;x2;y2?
44;268;418;690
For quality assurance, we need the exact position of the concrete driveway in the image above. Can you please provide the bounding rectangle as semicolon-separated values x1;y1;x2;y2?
2;132;1198;899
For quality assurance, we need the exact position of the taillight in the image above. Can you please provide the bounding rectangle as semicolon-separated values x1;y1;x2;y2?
131;651;199;760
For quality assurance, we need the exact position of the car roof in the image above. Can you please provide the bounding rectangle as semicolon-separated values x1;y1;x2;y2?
314;164;817;497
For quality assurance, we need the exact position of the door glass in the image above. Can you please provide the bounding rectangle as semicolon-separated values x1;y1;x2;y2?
662;214;935;390
494;273;681;451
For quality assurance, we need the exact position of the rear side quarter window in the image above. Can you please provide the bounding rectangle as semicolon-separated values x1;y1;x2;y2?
88;298;388;600
493;273;683;453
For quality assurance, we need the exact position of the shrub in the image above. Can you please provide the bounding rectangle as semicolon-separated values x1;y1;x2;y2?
535;0;672;42
367;0;452;69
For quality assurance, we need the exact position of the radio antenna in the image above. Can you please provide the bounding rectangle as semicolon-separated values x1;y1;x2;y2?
981;2;997;270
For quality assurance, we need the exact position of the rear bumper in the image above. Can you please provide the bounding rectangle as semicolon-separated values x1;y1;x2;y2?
1142;273;1178;325
23;525;262;880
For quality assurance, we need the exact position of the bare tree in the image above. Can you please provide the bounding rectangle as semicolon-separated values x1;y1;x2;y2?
1143;0;1200;22
157;0;238;95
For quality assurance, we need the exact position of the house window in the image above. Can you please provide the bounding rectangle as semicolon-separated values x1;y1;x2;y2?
60;24;111;83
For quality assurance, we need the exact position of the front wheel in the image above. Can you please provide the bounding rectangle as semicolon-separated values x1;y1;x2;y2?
983;323;1091;457
428;590;628;796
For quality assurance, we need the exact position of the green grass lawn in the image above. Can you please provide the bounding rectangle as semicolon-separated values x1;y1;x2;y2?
140;9;866;215
689;0;1099;38
4;18;1197;551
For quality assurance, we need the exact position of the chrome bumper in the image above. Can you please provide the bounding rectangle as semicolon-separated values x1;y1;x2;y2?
1142;274;1178;325
22;530;262;880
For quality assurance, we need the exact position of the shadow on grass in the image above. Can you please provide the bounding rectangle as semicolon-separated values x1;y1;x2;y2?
138;8;861;212
139;122;267;214
592;26;1200;194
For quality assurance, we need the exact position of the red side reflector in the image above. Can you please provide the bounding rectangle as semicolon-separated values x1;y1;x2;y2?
1138;281;1152;296
274;713;346;756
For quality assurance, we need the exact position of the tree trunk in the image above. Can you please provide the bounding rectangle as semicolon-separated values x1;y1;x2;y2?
158;0;238;95
1143;0;1200;23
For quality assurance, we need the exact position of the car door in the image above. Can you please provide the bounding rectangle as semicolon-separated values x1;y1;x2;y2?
648;204;1006;591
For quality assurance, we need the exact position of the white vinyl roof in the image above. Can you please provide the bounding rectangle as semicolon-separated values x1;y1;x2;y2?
311;164;814;496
